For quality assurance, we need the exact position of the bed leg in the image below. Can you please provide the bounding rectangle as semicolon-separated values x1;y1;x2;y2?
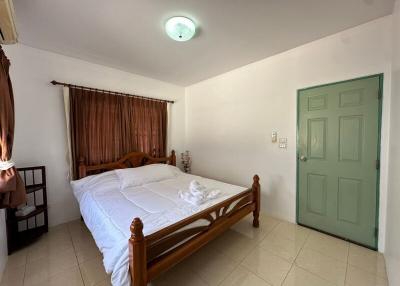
129;218;147;286
252;175;260;228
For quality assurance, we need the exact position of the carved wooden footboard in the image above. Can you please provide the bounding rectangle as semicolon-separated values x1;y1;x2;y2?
77;150;260;286
129;175;260;286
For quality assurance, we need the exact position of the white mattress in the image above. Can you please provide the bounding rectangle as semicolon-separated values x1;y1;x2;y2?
71;167;247;286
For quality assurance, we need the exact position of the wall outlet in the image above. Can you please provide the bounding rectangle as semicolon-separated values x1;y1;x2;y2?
279;138;287;149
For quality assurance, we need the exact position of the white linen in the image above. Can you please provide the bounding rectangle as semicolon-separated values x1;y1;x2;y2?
179;180;221;206
71;166;247;286
115;164;180;188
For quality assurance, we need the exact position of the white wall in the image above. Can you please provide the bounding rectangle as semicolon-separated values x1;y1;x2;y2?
4;44;185;225
0;43;185;275
185;16;392;252
385;0;400;284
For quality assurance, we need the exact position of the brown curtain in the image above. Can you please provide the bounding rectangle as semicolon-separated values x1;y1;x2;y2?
0;46;26;208
69;88;167;179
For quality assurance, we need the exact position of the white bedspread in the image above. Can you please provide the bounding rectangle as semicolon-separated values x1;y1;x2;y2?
71;167;247;286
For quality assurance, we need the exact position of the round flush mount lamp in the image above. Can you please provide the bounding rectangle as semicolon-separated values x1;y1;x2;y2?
165;16;196;42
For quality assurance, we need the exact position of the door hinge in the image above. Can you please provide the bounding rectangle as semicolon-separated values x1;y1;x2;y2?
376;159;380;170
375;227;379;238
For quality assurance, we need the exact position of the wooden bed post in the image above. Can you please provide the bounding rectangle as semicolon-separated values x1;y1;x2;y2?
170;150;176;166
252;175;260;228
129;218;147;286
78;157;86;179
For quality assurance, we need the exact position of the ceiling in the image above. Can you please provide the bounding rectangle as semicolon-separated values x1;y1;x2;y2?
13;0;394;86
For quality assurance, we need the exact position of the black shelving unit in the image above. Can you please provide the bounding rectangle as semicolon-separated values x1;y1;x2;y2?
6;166;48;254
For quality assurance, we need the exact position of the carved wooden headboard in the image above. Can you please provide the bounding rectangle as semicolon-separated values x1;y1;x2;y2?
78;150;176;179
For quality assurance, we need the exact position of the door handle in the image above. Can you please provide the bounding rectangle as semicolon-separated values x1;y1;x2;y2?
300;155;307;162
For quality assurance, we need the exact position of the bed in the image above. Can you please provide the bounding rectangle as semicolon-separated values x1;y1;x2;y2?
72;150;260;286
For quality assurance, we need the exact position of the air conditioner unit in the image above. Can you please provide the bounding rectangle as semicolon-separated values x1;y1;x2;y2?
0;0;17;44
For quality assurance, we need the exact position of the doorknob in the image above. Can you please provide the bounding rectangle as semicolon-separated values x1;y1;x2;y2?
300;155;307;162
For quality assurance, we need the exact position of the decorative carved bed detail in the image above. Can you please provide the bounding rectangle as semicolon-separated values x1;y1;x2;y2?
78;150;260;286
78;150;176;178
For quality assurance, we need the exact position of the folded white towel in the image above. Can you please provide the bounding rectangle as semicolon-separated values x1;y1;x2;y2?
189;180;206;195
179;181;221;206
179;190;205;206
15;205;36;217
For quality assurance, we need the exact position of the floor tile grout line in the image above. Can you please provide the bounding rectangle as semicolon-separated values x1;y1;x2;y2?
297;232;349;285
68;223;87;286
343;244;350;286
302;233;350;264
280;229;311;285
21;262;27;286
214;219;282;286
295;264;340;285
228;221;283;286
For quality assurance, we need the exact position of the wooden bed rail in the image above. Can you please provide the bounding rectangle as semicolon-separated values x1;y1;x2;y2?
129;175;260;286
78;150;176;178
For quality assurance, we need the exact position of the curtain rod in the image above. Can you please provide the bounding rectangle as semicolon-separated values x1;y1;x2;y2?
50;80;175;104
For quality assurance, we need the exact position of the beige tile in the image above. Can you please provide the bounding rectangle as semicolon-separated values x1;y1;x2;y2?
69;229;91;244
46;224;70;240
72;235;98;253
5;249;27;268
270;222;310;244
209;229;258;262
94;279;112;286
304;231;349;262
68;219;88;231
220;266;272;286
70;225;92;241
152;262;207;286
26;237;74;263
348;244;386;278
185;244;238;286
24;248;78;286
283;265;336;286
295;248;346;286
345;265;388;286
75;243;102;264
79;258;109;286
0;265;25;286
230;214;281;241
259;231;304;263
24;265;84;286
241;246;292;286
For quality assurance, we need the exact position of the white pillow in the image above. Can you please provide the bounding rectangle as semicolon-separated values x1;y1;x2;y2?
115;164;181;189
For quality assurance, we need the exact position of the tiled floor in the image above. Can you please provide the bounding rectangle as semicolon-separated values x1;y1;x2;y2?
1;214;388;286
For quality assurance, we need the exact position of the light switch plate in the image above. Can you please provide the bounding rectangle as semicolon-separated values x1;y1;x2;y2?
271;131;278;143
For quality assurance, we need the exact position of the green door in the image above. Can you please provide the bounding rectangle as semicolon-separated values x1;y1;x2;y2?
297;75;382;249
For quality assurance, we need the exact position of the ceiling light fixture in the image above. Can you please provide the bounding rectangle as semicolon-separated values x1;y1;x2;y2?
165;16;196;42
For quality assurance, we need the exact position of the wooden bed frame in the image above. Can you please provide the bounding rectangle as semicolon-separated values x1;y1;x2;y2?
78;150;260;286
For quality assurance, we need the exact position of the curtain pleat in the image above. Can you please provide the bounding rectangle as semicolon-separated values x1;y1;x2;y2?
0;46;26;208
69;88;167;179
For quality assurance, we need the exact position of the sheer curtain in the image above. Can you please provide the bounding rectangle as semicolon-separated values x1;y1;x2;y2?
64;87;168;179
0;46;25;208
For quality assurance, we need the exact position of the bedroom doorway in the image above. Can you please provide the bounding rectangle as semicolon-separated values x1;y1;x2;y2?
296;74;383;249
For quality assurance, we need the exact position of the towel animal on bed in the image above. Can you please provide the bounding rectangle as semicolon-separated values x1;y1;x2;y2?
179;180;221;206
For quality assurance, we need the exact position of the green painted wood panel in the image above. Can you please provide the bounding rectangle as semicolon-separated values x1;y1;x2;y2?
297;75;381;249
